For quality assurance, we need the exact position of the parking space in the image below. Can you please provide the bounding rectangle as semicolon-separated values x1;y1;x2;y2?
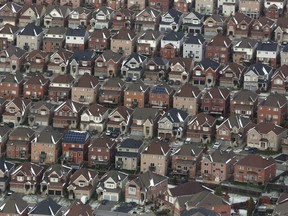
97;201;117;211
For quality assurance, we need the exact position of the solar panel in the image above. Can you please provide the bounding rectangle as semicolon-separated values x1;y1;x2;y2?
152;86;165;94
63;131;88;144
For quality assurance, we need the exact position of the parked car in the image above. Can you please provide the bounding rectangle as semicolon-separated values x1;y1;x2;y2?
126;77;132;82
212;142;221;149
111;131;120;138
167;80;174;85
175;80;181;85
46;70;53;77
244;147;257;154
105;130;112;136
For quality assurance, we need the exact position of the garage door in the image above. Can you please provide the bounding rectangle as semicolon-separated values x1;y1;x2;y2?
41;122;48;126
103;194;118;201
56;191;61;195
48;190;54;195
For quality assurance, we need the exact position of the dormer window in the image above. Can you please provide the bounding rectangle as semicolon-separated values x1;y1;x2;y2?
54;58;60;64
0;56;6;63
97;61;103;67
9;108;16;113
82;61;88;66
240;25;246;30
130;62;137;68
17;175;24;182
50;177;58;183
79;180;85;187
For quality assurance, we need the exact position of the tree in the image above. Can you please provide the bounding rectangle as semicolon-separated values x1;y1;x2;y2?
247;197;255;216
214;186;223;196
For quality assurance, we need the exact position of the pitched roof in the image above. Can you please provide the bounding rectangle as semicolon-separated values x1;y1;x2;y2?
99;170;128;183
181;207;219;216
2;46;27;58
237;154;275;169
150;82;174;95
257;40;278;52
133;108;159;121
45;26;67;36
0;23;19;34
83;103;109;117
54;99;84;113
63;130;90;144
69;168;98;183
142;140;170;156
73;74;99;89
66;27;87;37
169;181;209;197
29;197;62;215
250;122;287;135
163;30;185;41
220;62;246;78
113;27;137;40
234;38;258;49
89;136;116;149
12;162;43;176
207;34;232;48
0;193;28;215
32;101;54;111
126;80;149;92
161;8;183;24
136;7;161;18
1;72;23;84
51;48;73;62
64;202;93;216
260;93;287;108
230;12;253;25
231;89;258;102
174;83;201;98
203;87;230;100
34;126;63;144
20;4;45;18
172;144;203;157
276;17;288;29
205;150;235;163
148;56;169;66
122;52;147;66
51;74;74;84
18;22;43;36
184;33;205;45
42;164;71;181
24;73;49;86
188;112;216;126
218;115;251;130
109;105;133;121
45;5;70;17
102;77;125;88
161;108;189;123
0;124;11;137
272;64;288;79
10;126;34;138
195;58;220;71
100;50;122;63
131;171;167;190
255;16;275;28
0;159;14;173
71;6;92;15
90;27;111;39
247;62;273;76
0;2;21;13
71;50;96;61
118;138;143;149
138;30;162;40
205;14;226;23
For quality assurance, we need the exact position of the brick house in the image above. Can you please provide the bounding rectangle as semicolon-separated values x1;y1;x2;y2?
28;101;54;127
130;108;161;138
174;0;191;14
137;30;162;57
251;17;276;41
0;24;19;50
44;6;71;28
68;7;92;29
216;115;254;146
0;2;22;27
69;50;96;78
192;58;221;89
64;202;93;216
94;50;123;78
234;154;276;184
135;7;161;32
60;0;81;7
186;112;216;144
159;8;184;33
0;194;28;216
53;99;85;129
24;50;50;73
0;72;24;100
171;144;203;179
281;46;288;66
2;98;31;127
90;6;115;30
158;108;189;139
10;162;43;194
257;93;287;125
149;0;171;12
173;83;201;116
107;106;134;135
203;14;227;37
121;53;147;79
112;8;135;30
226;13;253;38
256;41;279;68
49;74;75;102
80;103;109;132
23;74;50;100
0;46;27;73
271;65;288;94
88;136;116;168
239;0;262;19
160;31;185;59
40;164;72;196
141;140;171;176
0;125;11;158
99;78;126;107
0;159;14;192
125;171;168;205
201;150;236;182
168;57;193;83
195;0;214;15
67;168;98;200
43;27;66;53
275;17;288;44
111;27;137;57
115;138;144;171
62;130;90;165
6;127;35;160
219;62;247;89
31;126;63;165
247;122;287;151
144;57;170;82
71;74;100;104
16;22;43;52
243;63;274;92
124;81;150;108
88;28;111;52
107;0;125;9
265;4;281;20
18;4;46;27
233;38;258;64
47;48;73;74
202;87;230;117
205;34;232;64
230;89;258;118
182;12;204;34
149;83;175;110
128;0;146;11
65;27;89;51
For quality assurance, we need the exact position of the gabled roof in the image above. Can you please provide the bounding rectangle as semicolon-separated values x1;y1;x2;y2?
232;89;258;102
257;40;278;52
89;136;115;149
0;23;19;34
207;34;232;48
64;201;93;216
148;56;169;66
109;105;133;121
54;99;84;113
51;74;74;84
188;112;216;126
276;17;288;29
118;138;143;149
0;193;28;215
174;83;201;98
34;126;63;144
94;6;114;16
45;5;70;17
160;108;189;123
71;50;96;61
1;71;23;84
12;162;43;176
42;164;71;181
29;197;61;215
99;170;128;183
272;64;288;79
45;26;67;35
70;6;92;15
184;33;205;45
26;50;49;59
236;154;275;169
114;7;135;17
246;62;273;76
142;140;171;156
260;93;287;108
131;171;168;190
161;8;183;24
234;38;258;49
69;168;98;183
185;11;204;20
218;115;251;130
122;52;147;67
9;126;34;138
18;22;43;36
172;144;203;157
66;27;87;37
205;14;226;23
73;74;99;89
132;108;159;121
181;207;219;216
205;149;235;163
100;50;122;63
90;27;110;39
138;29;162;40
162;30;185;41
0;124;11;137
220;62;246;79
0;2;21;13
230;12;253;25
203;87;230;100
6;98;31;116
20;4;45;18
83;103;108;117
169;181;209;197
249;122;287;135
150;83;174;95
63;130;90;144
126;80;149;92
136;7;161;18
32;101;54;111
254;16;275;28
24;74;49;86
1;46;27;58
102;78;125;88
0;159;14;173
51;48;73;63
195;58;220;71
170;57;193;72
112;27;137;40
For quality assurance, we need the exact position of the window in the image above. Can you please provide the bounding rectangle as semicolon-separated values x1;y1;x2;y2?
128;186;136;195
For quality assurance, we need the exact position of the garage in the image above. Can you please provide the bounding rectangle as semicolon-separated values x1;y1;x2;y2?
48;190;54;195
56;191;62;195
103;193;118;201
41;121;48;126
